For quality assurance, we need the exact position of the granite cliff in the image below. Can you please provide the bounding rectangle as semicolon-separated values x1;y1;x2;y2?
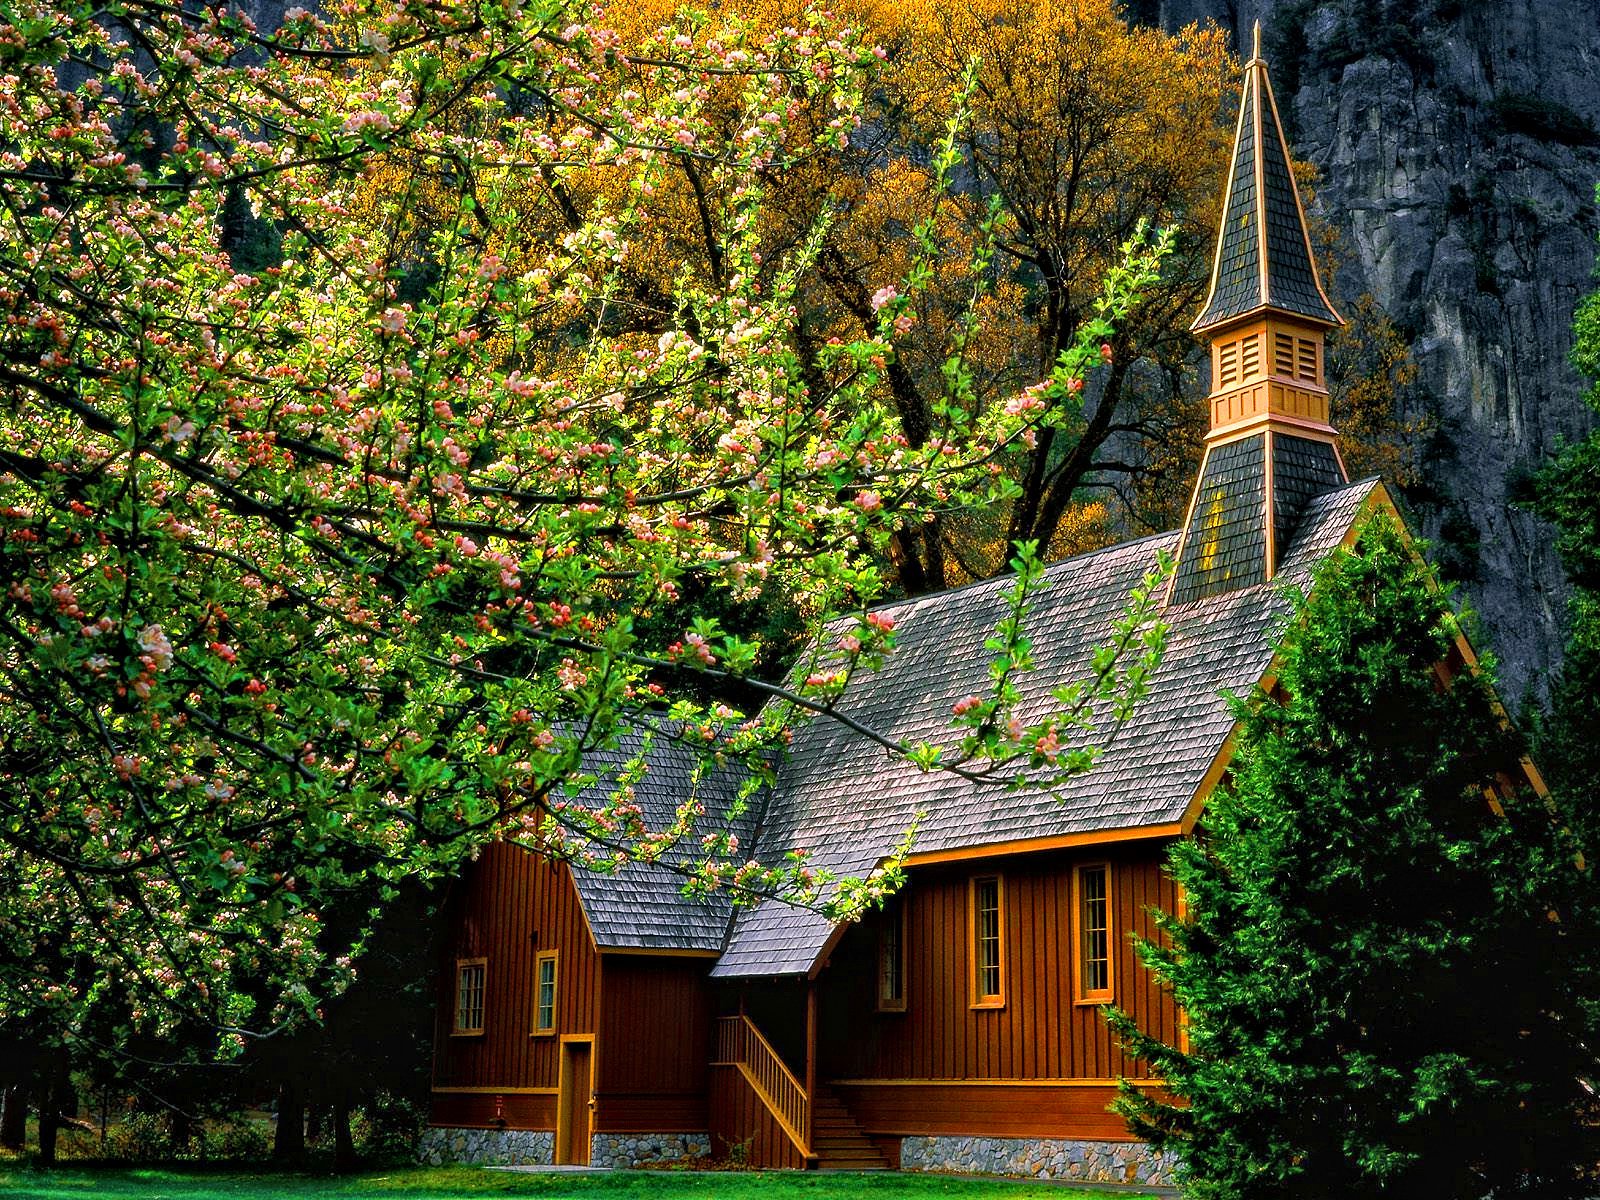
1152;0;1600;702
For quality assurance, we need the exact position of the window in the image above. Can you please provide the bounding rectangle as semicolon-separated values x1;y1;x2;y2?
1074;864;1113;1003
970;875;1004;1008
534;950;558;1035
877;899;906;1013
453;958;486;1035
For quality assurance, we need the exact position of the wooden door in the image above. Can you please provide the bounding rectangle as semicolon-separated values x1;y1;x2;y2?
557;1039;593;1165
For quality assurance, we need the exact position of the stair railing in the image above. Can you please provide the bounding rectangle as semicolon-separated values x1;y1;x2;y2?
713;1014;810;1157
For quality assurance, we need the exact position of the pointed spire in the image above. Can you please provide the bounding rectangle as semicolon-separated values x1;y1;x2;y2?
1191;32;1342;333
1166;40;1350;608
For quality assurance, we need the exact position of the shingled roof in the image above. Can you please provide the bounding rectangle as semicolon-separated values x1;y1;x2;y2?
559;731;761;952
546;479;1380;968
708;479;1381;977
1191;43;1341;333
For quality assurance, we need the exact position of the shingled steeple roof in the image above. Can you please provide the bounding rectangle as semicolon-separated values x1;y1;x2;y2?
1168;32;1350;607
1191;24;1341;333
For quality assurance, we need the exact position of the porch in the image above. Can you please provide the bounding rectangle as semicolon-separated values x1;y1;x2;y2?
709;1012;889;1170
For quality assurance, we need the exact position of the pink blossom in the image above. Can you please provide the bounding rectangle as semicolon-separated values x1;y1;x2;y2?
870;285;897;312
139;625;173;671
343;110;395;135
952;695;982;716
684;632;715;665
162;415;196;443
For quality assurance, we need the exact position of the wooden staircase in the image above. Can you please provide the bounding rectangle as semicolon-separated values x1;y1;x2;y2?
809;1086;888;1170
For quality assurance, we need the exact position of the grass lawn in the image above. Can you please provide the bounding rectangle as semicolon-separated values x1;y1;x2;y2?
0;1166;1155;1200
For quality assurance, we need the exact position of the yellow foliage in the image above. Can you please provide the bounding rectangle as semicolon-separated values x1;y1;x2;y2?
1047;500;1118;561
339;0;1250;586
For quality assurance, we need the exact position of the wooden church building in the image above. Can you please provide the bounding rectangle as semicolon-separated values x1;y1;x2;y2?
420;44;1443;1185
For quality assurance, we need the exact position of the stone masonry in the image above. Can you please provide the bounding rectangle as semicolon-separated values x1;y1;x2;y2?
418;1126;710;1169
900;1134;1179;1187
587;1132;711;1167
417;1127;553;1166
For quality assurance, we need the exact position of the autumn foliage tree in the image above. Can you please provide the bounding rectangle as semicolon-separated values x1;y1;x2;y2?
353;0;1239;591
0;0;1176;1089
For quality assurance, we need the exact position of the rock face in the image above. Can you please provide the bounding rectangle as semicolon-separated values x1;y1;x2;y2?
1155;0;1600;701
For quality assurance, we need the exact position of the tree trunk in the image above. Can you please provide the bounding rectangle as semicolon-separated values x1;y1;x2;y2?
169;1108;192;1158
0;1086;26;1151
332;1092;357;1173
36;1058;73;1167
37;1104;58;1167
272;1082;306;1162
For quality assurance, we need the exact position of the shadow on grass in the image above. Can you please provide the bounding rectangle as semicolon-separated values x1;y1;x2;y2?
0;1164;1147;1200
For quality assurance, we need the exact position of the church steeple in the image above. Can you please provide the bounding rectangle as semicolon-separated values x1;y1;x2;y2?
1169;28;1349;607
1191;23;1342;335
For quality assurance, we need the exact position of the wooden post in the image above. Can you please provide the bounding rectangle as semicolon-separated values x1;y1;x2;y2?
804;980;817;1159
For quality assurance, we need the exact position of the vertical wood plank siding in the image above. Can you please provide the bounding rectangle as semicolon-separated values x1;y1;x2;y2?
430;843;600;1104
817;846;1178;1083
595;956;712;1133
709;1066;807;1169
430;839;1183;1149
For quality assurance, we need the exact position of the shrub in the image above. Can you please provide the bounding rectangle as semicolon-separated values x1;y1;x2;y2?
1489;93;1600;147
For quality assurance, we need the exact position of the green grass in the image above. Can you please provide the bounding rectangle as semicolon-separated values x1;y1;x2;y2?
0;1165;1145;1200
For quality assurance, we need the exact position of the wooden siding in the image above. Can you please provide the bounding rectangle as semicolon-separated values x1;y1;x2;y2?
596;956;712;1133
709;1066;807;1169
831;1081;1159;1142
430;842;601;1124
816;845;1180;1084
429;1091;556;1130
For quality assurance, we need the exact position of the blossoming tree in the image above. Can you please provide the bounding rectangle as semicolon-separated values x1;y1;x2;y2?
0;0;1169;1058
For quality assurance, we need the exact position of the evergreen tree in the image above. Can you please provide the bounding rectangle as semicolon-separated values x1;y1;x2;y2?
1534;201;1600;791
1110;517;1600;1200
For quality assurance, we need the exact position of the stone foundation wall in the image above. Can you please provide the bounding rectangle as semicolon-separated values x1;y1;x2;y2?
588;1132;711;1167
900;1135;1178;1187
417;1126;710;1169
417;1126;553;1166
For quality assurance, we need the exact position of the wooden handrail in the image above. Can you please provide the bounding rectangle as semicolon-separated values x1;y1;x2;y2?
713;1014;810;1157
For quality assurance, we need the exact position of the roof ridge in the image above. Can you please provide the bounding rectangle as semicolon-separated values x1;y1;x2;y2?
865;528;1178;615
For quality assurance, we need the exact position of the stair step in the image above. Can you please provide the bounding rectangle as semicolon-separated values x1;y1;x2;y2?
806;1084;885;1170
817;1158;888;1168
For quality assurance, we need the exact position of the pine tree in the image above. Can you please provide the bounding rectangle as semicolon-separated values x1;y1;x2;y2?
1110;516;1600;1200
1535;209;1600;793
